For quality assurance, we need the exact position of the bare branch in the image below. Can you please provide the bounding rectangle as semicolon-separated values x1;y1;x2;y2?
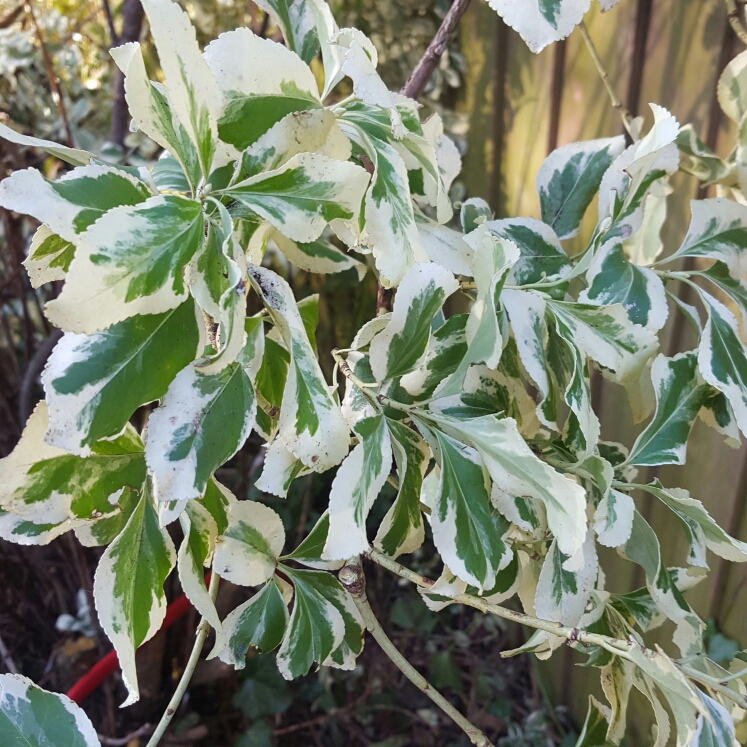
401;0;472;101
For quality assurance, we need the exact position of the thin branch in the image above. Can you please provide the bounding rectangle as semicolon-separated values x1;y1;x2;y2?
0;631;18;674
401;0;473;100
726;0;747;45
101;0;118;46
25;1;75;148
489;16;509;215
338;558;495;747
625;0;653;120
578;21;633;136
99;724;153;746
547;39;566;154
145;574;220;747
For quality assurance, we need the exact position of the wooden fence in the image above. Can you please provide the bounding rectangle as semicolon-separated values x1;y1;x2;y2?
454;0;747;739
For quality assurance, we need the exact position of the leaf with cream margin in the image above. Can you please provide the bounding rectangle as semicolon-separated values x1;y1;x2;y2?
270;230;365;279
209;579;289;667
0;165;150;245
276;568;346;679
690;693;739;747
439;229;519;398
93;484;176;706
255;438;309;498
425;428;511;591
485;0;591;53
218;153;368;245
282;512;343;571
213;500;285;587
637;481;747;565
483;217;571;288
0;673;100;746
581;241;668;331
536;135;625;240
0;122;92;165
415;213;473;277
110;42;200;191
627;353;710;467
47;195;205;333
42;299;201;455
248;264;349;471
718;48;747;124
140;0;221;175
323;414;391;560
369;263;458;382
374;420;428;559
594;489;635;548
254;0;318;63
0;402;145;530
427;413;587;561
178;501;220;629
204;27;321;152
699;386;741;448
339;105;428;286
696;289;747;439
535;532;598;626
236;109;351;182
546;299;659;384
663;199;747;285
0;509;69;547
24;225;75;288
619;511;704;657
573;696;612;747
600;656;633;745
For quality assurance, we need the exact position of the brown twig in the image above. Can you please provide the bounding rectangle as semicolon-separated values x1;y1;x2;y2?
547;40;566;154
98;725;153;746
401;0;473;100
625;0;653;120
489;17;509;215
101;0;118;46
0;3;24;29
272;688;373;736
25;2;75;148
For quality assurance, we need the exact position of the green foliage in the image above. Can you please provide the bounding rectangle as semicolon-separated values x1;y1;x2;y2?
2;0;747;745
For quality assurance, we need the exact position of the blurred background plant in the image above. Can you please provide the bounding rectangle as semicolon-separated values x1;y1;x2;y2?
1;0;746;745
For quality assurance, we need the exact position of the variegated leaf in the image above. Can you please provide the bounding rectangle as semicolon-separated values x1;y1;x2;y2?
573;695;612;747
93;483;176;706
369;262;458;381
324;414;391;559
415;213;474;277
248;264;349;471
254;0;318;63
24;225;75;288
271;230;365;278
47;195;205;333
0;674;99;746
210;579;289;667
627;353;709;467
485;0;591;53
428;413;587;560
718;48;747;124
0;122;93;165
213;500;285;588
43;299;201;454
374;420;428;559
690;693;738;747
593;489;634;548
581;241;668;331
204;28;321;151
536;136;625;239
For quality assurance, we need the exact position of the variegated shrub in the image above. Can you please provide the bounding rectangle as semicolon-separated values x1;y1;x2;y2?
1;0;747;745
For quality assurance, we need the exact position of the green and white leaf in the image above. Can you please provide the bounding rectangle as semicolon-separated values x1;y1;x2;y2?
282;511;343;570
204;27;321;151
593;489;635;548
429;413;587;560
255;438;309;498
0;165;150;245
415;212;474;277
110;42;200;191
0;673;100;746
485;0;592;53
140;0;221;175
0;402;145;529
270;230;365;279
146;362;256;505
699;386;741;448
276;568;346;679
254;0;318;63
213;500;285;587
47;195;205;333
535;532;598;626
249;264;349;471
374;420;428;559
43;299;201;454
209;579;289;667
580;241;668;331
690;693;739;747
369;262;458;381
0;122;93;166
696;289;747;439
483;218;571;287
573;696;612;747
627;353;709;467
220;153;369;244
718;48;747;123
536;136;625;239
24;225;75;288
93;484;176;706
323;414;391;559
178;501;220;628
439;229;519;397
